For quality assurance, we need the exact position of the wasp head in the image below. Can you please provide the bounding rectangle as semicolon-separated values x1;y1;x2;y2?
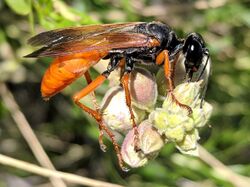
183;33;209;80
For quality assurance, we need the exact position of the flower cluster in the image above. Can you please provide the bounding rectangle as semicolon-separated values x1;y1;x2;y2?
100;67;212;168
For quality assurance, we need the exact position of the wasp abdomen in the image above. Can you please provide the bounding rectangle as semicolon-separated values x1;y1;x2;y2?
41;54;103;99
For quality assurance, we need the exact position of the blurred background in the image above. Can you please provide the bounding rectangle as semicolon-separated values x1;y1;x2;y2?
0;0;249;187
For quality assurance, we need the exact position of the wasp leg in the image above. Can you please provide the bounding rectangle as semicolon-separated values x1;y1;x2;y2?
73;70;128;171
73;55;128;171
84;58;127;152
84;71;99;110
120;56;140;150
83;71;106;152
156;50;192;115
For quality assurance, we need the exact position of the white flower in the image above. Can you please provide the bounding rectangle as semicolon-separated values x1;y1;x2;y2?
149;81;213;156
100;86;146;134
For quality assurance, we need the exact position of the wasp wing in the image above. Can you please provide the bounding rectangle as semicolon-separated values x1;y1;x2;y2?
26;32;156;57
27;23;142;46
25;22;159;57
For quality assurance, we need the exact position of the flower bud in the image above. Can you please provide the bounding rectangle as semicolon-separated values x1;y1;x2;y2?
192;101;213;128
138;120;164;155
149;109;193;142
130;67;158;111
176;129;200;156
100;86;146;134
121;127;148;168
121;120;164;168
163;81;203;109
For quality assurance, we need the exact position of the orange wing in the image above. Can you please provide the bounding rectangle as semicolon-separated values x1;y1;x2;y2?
25;22;160;57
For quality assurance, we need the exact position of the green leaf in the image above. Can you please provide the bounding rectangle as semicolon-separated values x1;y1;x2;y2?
0;29;6;44
5;0;30;15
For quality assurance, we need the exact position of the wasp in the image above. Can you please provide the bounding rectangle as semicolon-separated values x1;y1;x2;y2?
25;22;209;170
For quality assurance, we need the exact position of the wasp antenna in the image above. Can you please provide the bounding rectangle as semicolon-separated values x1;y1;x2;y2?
200;82;208;108
197;49;210;82
198;49;210;108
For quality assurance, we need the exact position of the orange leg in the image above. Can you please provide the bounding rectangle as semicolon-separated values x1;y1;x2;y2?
84;71;99;110
73;74;128;171
156;50;192;114
83;71;106;152
121;72;139;150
